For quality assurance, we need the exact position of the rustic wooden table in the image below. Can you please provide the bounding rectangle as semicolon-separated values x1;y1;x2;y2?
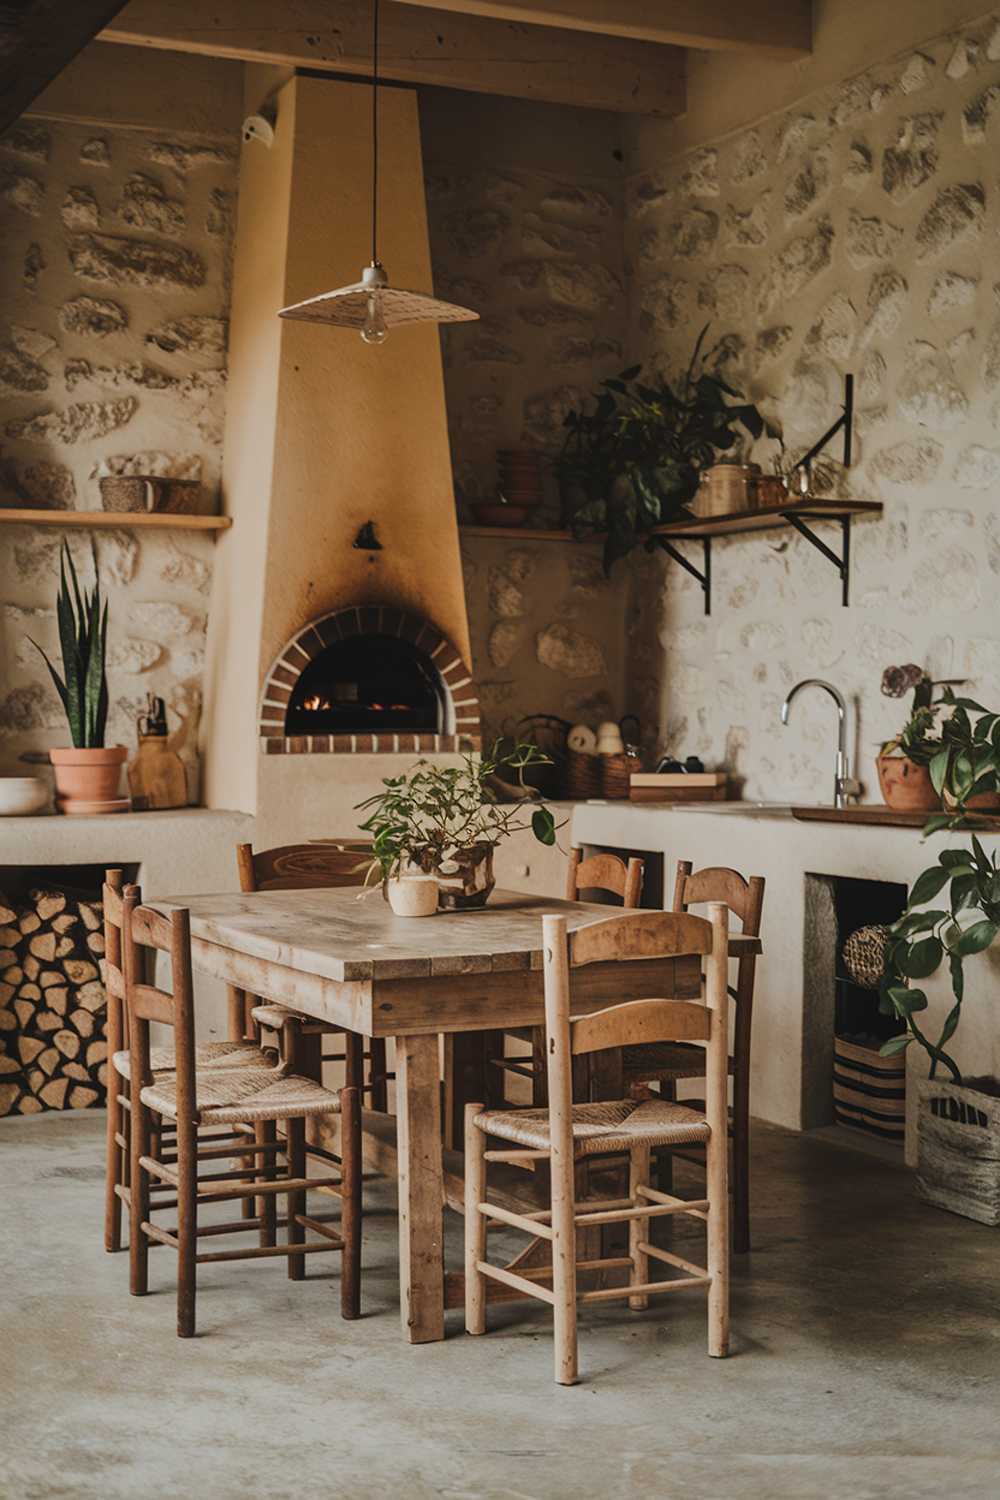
154;885;758;1343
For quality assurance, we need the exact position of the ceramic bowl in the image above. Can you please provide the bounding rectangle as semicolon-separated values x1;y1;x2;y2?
0;776;49;816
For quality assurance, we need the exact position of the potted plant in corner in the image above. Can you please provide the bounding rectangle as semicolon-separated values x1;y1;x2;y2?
876;664;946;812
356;742;558;913
556;325;775;574
879;712;1000;1224
29;540;127;815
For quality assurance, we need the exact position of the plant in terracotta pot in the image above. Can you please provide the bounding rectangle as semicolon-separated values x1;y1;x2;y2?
876;664;949;812
928;687;1000;814
29;541;126;815
356;742;558;912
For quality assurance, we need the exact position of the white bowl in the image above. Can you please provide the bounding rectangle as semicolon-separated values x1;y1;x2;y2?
0;776;49;816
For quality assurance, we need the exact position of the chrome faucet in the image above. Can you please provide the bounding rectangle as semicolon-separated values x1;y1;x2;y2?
780;678;861;809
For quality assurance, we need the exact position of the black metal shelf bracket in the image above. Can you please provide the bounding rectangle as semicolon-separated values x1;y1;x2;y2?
784;513;852;605
658;536;712;615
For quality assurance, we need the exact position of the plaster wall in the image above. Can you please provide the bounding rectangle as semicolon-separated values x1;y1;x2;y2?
204;76;472;820
623;7;1000;800
0;44;242;785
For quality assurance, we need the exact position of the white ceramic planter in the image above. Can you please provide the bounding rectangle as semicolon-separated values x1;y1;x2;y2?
386;875;439;918
0;776;48;816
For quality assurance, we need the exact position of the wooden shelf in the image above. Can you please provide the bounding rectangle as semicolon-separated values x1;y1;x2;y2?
0;507;232;533
460;499;881;544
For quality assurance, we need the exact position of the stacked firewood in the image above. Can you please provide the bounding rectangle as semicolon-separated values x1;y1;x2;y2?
0;888;108;1117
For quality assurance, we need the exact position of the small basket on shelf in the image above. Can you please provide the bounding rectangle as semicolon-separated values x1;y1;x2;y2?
565;750;601;800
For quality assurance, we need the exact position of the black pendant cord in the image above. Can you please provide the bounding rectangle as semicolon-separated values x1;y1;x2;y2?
371;0;380;266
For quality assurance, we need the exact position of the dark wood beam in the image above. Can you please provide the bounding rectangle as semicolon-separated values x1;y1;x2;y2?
0;0;131;133
102;0;686;115
393;0;812;56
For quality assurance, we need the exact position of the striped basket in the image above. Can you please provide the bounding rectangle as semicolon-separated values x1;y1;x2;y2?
833;1035;906;1140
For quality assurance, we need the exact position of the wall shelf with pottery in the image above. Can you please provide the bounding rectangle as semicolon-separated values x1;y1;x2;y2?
0;507;231;534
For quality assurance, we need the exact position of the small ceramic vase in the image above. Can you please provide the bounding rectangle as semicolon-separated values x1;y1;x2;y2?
386;875;439;917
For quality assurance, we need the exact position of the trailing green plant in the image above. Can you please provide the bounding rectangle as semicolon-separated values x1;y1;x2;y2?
879;834;1000;1084
29;539;109;749
356;742;558;885
879;692;1000;1083
557;326;775;573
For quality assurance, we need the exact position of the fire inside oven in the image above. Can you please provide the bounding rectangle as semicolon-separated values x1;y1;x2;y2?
284;633;446;735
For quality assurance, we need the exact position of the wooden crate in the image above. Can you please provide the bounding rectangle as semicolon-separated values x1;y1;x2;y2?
833;1035;906;1140
629;771;728;803
916;1079;1000;1226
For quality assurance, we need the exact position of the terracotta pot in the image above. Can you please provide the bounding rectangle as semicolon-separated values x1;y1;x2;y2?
875;754;939;813
49;746;128;814
942;786;1000;814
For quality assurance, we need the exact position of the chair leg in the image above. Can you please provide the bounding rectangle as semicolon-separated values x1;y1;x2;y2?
286;1116;306;1281
226;985;245;1041
339;1087;362;1320
129;1096;151;1297
706;1122;730;1359
104;1074;123;1252
258;1120;277;1248
628;1144;650;1311
463;1104;487;1336
551;1151;579;1386
732;1079;751;1256
344;1031;363;1092
176;1114;197;1339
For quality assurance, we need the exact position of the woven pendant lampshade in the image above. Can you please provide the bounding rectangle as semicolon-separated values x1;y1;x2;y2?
277;0;478;343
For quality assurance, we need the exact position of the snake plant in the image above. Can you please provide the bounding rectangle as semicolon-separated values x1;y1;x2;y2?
30;540;109;748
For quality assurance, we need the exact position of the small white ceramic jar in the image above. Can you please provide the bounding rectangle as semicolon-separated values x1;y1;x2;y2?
386;875;439;917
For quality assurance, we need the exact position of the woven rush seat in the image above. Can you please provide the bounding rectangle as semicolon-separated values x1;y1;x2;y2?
474;1097;711;1157
622;1041;735;1082
113;1039;275;1080
141;1066;342;1125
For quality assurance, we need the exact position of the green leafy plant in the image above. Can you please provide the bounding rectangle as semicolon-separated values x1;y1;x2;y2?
879;692;1000;1083
880;834;1000;1083
29;540;108;749
356;742;558;885
557;327;774;573
878;664;944;765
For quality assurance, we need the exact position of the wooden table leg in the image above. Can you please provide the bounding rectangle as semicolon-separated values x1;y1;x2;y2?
396;1033;445;1344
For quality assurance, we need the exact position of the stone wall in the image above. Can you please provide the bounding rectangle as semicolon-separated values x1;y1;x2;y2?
423;94;629;743
0;111;237;779
624;10;1000;798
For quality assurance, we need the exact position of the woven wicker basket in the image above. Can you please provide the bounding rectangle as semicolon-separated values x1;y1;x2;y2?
600;753;632;800
842;924;891;990
565;750;601;800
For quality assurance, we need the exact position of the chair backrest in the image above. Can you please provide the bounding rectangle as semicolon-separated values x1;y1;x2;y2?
541;907;729;1166
236;841;372;893
671;860;764;937
102;868;127;1051
565;847;644;908
121;887;197;1117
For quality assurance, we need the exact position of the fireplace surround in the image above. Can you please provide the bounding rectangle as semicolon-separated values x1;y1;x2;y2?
258;605;481;755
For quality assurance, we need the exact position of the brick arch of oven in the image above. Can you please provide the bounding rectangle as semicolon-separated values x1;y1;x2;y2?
258;605;482;755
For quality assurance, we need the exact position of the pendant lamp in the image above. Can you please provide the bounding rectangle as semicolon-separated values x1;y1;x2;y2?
278;0;479;343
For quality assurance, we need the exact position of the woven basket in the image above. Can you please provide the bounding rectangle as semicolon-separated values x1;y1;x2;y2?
833;1035;905;1140
600;753;632;800
916;1079;1000;1225
842;924;891;990
565;750;601;800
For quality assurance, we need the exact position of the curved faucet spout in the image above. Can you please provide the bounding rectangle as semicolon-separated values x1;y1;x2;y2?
780;678;856;809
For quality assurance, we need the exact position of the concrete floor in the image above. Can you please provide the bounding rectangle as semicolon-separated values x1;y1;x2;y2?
3;1112;998;1500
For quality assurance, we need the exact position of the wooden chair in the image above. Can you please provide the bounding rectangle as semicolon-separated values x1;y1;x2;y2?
103;869;276;1254
122;885;361;1337
232;842;391;1114
496;848;645;1106
623;861;765;1255
465;905;731;1385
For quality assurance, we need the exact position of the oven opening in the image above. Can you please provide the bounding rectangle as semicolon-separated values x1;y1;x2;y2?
284;633;446;735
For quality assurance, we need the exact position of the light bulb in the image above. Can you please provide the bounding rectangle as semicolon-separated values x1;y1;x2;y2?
361;291;388;345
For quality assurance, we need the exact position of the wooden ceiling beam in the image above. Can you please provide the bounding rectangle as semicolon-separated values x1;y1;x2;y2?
392;0;812;56
0;0;131;133
102;0;685;115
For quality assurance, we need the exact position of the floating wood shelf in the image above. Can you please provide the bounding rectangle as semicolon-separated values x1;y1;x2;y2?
461;500;882;613
0;507;232;533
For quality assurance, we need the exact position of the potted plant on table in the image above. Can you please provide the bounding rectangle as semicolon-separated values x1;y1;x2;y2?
356;742;558;914
29;540;126;815
556;326;774;574
879;724;1000;1224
